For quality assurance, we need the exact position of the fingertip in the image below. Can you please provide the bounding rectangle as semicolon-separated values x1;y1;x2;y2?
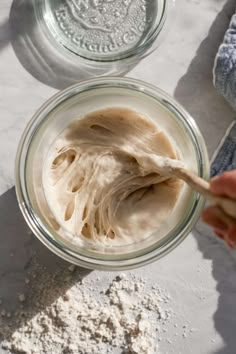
210;175;223;194
201;205;228;232
213;229;224;239
210;171;236;198
201;205;217;221
225;238;235;249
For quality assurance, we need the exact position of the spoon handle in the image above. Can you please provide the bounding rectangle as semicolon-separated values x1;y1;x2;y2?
173;168;236;219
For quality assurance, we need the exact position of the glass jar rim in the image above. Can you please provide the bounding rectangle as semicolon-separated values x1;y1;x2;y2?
15;77;209;270
34;0;174;63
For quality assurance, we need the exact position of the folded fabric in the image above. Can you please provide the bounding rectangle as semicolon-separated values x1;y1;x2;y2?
213;13;236;110
211;120;236;177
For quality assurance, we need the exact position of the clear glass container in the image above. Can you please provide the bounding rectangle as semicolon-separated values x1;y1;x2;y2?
15;77;209;270
34;0;174;68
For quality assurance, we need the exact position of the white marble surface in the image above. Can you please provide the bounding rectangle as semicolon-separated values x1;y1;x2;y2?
0;0;236;353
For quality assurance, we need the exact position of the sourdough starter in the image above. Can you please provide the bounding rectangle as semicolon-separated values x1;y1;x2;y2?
43;107;183;246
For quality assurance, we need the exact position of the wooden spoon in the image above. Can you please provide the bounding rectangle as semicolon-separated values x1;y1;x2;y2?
173;167;236;220
136;153;236;220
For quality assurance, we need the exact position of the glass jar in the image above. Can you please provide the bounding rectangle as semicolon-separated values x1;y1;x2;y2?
15;77;209;270
34;0;175;73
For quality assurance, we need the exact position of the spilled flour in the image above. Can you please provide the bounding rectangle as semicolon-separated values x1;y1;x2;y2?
0;266;171;354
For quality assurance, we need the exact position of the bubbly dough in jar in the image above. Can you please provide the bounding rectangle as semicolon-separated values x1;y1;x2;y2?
43;108;183;245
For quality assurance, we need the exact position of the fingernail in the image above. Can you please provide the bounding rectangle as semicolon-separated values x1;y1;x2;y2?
211;176;220;182
211;219;228;232
214;229;224;239
227;240;234;249
224;233;236;249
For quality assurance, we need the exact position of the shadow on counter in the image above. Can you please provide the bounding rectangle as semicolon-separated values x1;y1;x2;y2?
9;0;135;90
0;19;12;53
174;0;236;353
174;0;235;157
0;187;91;343
193;222;236;354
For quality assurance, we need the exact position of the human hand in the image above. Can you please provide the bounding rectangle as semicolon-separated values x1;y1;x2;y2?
201;170;236;248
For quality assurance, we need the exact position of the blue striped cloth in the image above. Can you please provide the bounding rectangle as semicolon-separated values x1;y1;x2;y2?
214;13;236;110
211;121;236;176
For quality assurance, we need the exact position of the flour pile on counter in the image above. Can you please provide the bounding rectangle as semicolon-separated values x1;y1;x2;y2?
1;269;171;354
43;107;182;245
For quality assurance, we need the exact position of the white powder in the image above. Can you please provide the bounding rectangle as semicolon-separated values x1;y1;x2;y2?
18;294;26;303
0;268;170;354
